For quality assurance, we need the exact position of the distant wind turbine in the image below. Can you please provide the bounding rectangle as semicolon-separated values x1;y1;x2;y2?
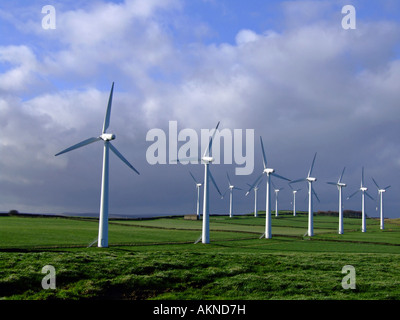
189;171;202;219
290;152;319;237
327;167;347;235
222;172;242;218
246;179;262;217
347;167;374;233
178;122;222;244
271;181;283;217
55;82;140;248
246;137;290;239
371;177;390;230
288;184;301;217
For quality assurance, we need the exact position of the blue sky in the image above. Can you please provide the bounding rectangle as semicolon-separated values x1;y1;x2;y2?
1;0;400;219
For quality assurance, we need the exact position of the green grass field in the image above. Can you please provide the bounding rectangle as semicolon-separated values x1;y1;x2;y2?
0;212;399;300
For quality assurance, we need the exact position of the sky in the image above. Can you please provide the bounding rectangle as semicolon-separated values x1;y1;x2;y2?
1;0;400;219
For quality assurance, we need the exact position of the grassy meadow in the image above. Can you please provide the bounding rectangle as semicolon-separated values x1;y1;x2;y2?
0;212;399;300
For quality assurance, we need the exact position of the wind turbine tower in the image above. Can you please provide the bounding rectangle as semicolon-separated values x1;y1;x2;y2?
327;167;347;234
223;172;242;218
178;122;221;244
246;137;290;239
55;82;140;248
189;171;202;219
289;184;301;217
372;177;391;230
246;179;262;217
272;181;283;217
347;167;374;233
290;153;319;237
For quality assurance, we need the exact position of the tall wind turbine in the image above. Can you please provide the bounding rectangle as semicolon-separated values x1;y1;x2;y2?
246;137;290;239
347;167;374;233
222;172;242;218
290;152;319;237
271;181;283;217
55;82;140;248
178;122;222;244
289;184;301;217
189;171;202;219
371;177;390;230
246;179;262;217
327;167;347;235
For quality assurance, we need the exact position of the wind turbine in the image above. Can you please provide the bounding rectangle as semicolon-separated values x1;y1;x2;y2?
189;171;202;219
288;184;301;217
347;167;374;233
327;167;347;235
246;179;262;217
271;181;283;217
222;172;242;218
178;122;222;244
55;82;140;248
290;152;319;237
246;137;290;239
371;177;390;230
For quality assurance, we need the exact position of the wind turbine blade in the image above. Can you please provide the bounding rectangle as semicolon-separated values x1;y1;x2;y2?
233;187;243;191
203;121;220;158
245;173;264;195
259;136;267;169
221;189;229;199
361;167;365;187
102;82;114;134
189;171;198;184
338;167;346;183
365;191;374;201
226;172;232;186
109;143;140;175
371;177;380;190
271;172;291;182
308;152;317;177
55;137;101;156
312;188;320;203
326;182;338;186
271;180;277;190
209;169;222;196
290;178;307;184
347;190;360;200
384;185;391;190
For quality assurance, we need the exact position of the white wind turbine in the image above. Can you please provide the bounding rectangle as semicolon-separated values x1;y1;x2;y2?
246;137;291;239
327;167;347;235
222;172;242;218
371;177;390;230
347;167;374;233
246;179;262;217
288;184;301;217
290;152;320;237
189;171;202;219
271;181;284;217
178;122;222;244
55;82;140;248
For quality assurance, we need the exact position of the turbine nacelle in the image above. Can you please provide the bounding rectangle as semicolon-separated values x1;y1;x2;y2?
264;168;275;174
101;133;116;141
360;187;368;192
307;177;317;182
337;183;347;188
202;156;214;163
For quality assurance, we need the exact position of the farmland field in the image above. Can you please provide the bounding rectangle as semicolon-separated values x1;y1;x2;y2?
0;212;399;300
